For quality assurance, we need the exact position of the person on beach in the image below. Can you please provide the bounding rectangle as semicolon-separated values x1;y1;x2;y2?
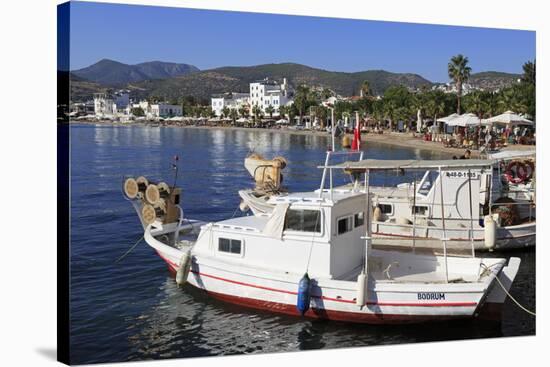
459;149;471;159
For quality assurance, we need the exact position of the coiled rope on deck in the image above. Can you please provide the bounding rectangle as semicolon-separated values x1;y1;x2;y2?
481;263;536;317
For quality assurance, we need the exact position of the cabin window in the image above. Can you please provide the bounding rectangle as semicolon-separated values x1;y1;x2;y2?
337;216;353;235
354;212;365;227
413;206;428;216
284;209;321;233
417;171;439;196
218;238;242;254
378;204;393;215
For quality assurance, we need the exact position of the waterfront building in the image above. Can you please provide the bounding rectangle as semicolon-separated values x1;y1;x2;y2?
93;90;130;116
211;92;249;117
249;78;293;116
150;103;182;118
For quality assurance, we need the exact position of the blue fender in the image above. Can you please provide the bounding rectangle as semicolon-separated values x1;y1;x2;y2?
296;273;311;316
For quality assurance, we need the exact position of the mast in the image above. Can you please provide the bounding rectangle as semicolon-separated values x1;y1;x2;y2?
438;167;449;283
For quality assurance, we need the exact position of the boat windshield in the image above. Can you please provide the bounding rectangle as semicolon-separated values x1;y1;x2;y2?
417;170;439;196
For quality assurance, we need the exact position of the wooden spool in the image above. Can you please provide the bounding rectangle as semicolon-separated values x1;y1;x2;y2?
141;204;157;225
136;176;149;192
123;178;138;199
157;182;171;197
145;184;161;205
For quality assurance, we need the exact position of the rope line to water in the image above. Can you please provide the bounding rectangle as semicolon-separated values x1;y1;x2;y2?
115;236;144;263
481;263;536;316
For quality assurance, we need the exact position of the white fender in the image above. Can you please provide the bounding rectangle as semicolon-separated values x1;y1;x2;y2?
356;271;367;307
176;250;192;286
484;215;497;250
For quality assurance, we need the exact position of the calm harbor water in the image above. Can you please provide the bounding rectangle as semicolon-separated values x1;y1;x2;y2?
69;124;535;364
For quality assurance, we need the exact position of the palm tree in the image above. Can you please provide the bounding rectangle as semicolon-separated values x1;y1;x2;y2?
238;106;249;118
465;90;487;118
278;105;288;120
229;109;238;124
448;54;472;114
265;105;275;119
252;104;263;122
294;85;310;122
221;106;230;119
425;90;446;130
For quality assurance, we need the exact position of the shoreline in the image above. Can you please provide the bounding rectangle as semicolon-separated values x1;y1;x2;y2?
70;120;535;158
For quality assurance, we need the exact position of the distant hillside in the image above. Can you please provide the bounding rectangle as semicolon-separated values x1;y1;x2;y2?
130;63;432;101
69;60;523;102
72;59;199;86
469;71;521;91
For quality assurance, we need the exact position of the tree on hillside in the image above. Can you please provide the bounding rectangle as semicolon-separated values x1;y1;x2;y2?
521;60;536;85
448;54;472;114
360;80;370;97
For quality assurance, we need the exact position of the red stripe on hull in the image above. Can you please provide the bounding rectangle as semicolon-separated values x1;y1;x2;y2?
155;250;482;323
203;289;472;324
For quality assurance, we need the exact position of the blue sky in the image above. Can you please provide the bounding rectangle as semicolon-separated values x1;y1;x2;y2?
69;1;535;82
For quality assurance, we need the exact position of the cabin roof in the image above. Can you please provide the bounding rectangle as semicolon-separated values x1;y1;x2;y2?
214;215;268;232
268;189;365;205
323;159;493;171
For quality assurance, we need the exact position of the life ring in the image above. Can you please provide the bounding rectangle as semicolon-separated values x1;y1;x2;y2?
523;160;535;181
504;161;528;184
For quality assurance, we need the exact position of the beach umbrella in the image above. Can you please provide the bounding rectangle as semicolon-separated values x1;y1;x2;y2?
446;113;485;127
436;113;460;123
484;110;533;126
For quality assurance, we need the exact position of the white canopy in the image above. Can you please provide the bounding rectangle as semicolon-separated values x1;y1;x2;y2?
236;117;249;123
276;119;289;125
446;113;489;127
483;111;534;126
324;158;494;171
436;113;460;123
487;149;535;161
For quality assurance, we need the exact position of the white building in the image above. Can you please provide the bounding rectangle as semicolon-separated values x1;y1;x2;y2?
249;78;292;116
93;90;130;116
151;103;182;118
211;92;249;117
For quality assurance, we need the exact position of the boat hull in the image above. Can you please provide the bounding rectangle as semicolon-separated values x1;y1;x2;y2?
152;244;517;325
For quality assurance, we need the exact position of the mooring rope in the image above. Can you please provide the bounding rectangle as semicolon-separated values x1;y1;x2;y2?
115;236;144;263
481;263;536;316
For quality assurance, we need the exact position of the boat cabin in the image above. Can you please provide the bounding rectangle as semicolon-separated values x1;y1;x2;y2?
192;189;369;280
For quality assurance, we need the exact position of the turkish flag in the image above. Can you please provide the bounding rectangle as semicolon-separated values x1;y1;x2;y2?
351;120;361;150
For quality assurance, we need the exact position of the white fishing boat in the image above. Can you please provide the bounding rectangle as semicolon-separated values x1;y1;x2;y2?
240;152;535;251
123;159;521;324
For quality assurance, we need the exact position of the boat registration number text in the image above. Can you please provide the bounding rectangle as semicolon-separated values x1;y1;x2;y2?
445;171;480;179
417;292;445;300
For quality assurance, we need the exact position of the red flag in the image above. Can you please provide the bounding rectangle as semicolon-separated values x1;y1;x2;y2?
351;120;361;150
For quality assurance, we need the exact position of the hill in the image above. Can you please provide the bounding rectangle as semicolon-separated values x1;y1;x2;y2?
72;59;199;86
469;71;521;91
130;63;433;101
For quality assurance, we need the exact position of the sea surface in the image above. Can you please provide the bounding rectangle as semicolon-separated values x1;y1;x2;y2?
69;124;535;364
